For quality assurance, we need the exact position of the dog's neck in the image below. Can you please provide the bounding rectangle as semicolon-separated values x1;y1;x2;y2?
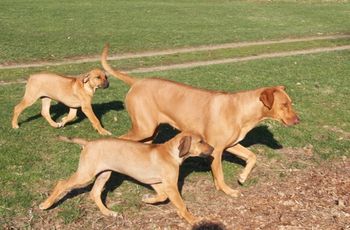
227;90;271;144
170;147;184;165
83;82;96;95
165;138;185;165
230;90;266;126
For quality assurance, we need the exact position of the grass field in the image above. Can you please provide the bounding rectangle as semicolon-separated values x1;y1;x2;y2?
1;50;349;227
1;0;350;228
1;0;349;63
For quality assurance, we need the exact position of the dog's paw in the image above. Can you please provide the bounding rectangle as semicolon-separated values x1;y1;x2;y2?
99;129;112;135
12;124;19;129
109;211;118;217
57;122;64;128
238;174;247;185
224;187;240;198
39;201;50;210
101;210;118;217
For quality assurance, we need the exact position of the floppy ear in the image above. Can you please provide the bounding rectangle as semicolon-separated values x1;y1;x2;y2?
82;73;90;84
277;85;286;91
178;136;192;158
259;88;276;110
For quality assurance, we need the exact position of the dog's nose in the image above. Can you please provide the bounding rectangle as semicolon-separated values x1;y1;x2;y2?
205;145;214;155
103;81;109;89
293;116;300;125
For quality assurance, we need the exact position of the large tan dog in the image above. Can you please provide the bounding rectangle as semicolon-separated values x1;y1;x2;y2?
101;44;300;197
12;69;111;135
39;132;214;225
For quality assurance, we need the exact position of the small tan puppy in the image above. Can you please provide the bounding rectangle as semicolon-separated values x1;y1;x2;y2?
39;132;214;225
12;69;111;135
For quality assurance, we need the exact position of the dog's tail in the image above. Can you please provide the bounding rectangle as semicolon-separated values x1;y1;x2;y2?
101;43;137;86
58;136;88;146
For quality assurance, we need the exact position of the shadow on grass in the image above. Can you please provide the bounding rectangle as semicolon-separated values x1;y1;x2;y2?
151;124;282;193
46;172;153;211
20;100;124;126
47;184;94;210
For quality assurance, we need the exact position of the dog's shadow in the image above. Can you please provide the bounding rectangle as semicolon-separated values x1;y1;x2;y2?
151;124;282;193
21;100;124;126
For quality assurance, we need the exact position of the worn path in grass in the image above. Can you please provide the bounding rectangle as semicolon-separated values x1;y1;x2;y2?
1;34;349;73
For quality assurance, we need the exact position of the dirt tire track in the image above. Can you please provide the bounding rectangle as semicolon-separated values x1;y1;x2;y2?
1;34;349;86
0;34;349;70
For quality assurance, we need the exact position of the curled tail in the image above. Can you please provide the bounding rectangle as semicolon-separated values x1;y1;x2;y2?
101;43;137;86
58;136;88;146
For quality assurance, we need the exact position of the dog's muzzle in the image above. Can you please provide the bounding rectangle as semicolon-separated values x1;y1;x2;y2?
102;80;109;89
200;145;214;157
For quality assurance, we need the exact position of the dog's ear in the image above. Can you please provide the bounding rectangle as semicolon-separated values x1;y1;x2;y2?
178;136;192;158
276;85;286;91
260;88;276;110
82;73;90;83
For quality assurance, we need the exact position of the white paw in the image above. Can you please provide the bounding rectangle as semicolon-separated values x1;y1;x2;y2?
57;122;64;128
226;188;240;198
238;174;247;184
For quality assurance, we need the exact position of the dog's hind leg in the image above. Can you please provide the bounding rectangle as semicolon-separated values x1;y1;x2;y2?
39;172;92;210
41;98;60;128
89;171;118;217
12;95;40;129
119;116;158;142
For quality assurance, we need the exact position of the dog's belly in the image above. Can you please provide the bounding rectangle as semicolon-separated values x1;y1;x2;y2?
44;94;81;108
93;142;163;185
118;165;163;184
59;97;81;108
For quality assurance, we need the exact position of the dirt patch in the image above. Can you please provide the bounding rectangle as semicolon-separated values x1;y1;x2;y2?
1;34;349;71
2;151;350;229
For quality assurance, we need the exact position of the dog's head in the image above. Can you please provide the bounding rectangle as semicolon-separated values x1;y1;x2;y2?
177;133;214;159
259;86;300;126
82;68;109;90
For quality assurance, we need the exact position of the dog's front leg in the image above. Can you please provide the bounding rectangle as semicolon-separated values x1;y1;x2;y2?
211;148;240;197
226;144;257;184
163;183;198;225
81;104;111;135
90;171;118;217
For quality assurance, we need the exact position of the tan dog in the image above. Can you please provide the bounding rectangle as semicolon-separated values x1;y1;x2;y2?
100;44;300;197
12;69;111;135
39;132;214;225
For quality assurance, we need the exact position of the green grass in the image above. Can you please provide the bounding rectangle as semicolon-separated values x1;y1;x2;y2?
1;50;349;226
1;0;349;63
1;0;349;226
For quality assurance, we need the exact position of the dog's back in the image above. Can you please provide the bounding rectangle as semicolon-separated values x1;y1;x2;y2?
26;73;75;98
81;139;163;184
